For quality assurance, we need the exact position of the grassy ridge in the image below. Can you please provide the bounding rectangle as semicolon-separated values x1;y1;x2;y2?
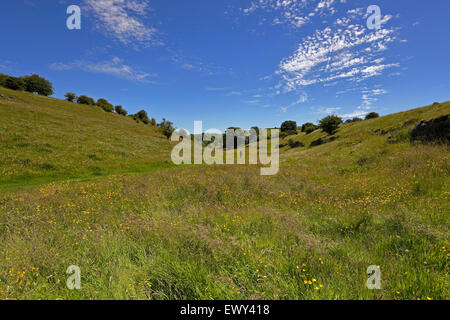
0;87;174;191
0;91;448;299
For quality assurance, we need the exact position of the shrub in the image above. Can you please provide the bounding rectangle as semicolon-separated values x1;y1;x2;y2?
3;76;25;91
64;92;77;102
318;115;343;135
97;98;114;112
0;73;7;87
288;139;304;148
134;110;150;124
281;121;298;133
365;112;380;120
345;117;363;124
114;105;127;116
160;118;175;138
77;95;95;105
410;115;449;145
310;138;327;147
21;74;54;96
301;122;318;134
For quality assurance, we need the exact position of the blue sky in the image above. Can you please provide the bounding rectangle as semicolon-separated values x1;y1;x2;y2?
1;0;449;131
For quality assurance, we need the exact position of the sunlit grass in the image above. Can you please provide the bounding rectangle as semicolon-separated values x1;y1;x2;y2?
0;89;448;299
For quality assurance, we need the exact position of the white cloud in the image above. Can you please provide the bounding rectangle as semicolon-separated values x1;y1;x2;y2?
83;0;159;46
49;57;154;81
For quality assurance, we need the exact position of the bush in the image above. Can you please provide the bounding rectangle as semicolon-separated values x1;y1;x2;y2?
97;98;114;112
21;74;54;96
134;110;150;124
114;105;127;116
301;122;318;134
310;138;327;147
64;92;77;102
160;118;175;138
365;112;380;120
77;95;95;105
281;121;298;133
345;117;363;124
3;76;25;91
288;139;304;148
318;115;343;135
0;73;7;87
410;115;449;145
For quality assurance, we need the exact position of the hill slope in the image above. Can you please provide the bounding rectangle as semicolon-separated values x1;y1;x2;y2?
0;87;173;191
0;92;448;300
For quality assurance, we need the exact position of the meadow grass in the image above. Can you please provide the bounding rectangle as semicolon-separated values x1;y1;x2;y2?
0;89;448;299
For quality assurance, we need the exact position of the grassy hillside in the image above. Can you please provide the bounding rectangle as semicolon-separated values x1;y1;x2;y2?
0;92;448;300
0;87;173;191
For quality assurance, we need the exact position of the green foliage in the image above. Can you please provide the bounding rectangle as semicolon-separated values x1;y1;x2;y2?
134;110;150;124
64;92;77;102
288;139;304;148
77;95;95;105
21;74;54;96
365;112;380;120
3;76;25;91
159;118;175;139
301;122;318;134
345;117;363;124
114;105;128;116
0;73;53;96
319;115;343;135
97;98;114;112
281;120;298;133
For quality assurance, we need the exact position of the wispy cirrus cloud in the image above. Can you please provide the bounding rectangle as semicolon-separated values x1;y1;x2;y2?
49;57;155;81
83;0;160;47
235;1;401;117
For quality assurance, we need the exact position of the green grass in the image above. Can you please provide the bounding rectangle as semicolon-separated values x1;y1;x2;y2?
0;89;448;300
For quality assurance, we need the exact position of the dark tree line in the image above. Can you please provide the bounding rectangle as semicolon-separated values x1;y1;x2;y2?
0;73;54;96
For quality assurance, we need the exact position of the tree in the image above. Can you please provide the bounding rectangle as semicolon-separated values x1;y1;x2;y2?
114;105;127;116
281;121;297;133
97;98;114;112
64;92;77;102
134;110;150;124
301;122;318;134
365;112;380;120
345;117;363;124
318;115;343;135
77;95;95;105
4;76;25;91
159;118;175;138
21;74;54;96
0;73;7;87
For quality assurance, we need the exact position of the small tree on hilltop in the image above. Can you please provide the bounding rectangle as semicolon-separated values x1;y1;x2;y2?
21;74;54;96
97;98;114;112
65;92;77;102
281;120;297;133
301;122;318;134
318;115;343;135
4;76;25;91
365;112;380;120
134;110;150;124
77;95;95;105
114;105;127;116
159;118;175;138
